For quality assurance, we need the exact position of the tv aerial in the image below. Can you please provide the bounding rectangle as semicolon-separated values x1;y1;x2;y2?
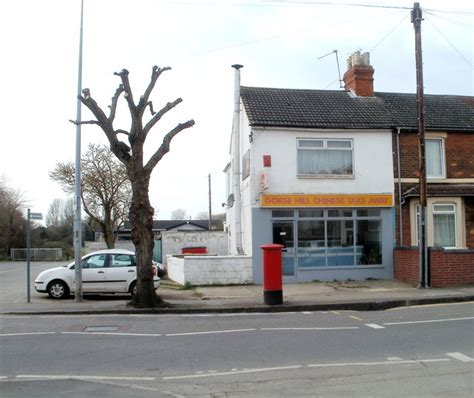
317;49;344;89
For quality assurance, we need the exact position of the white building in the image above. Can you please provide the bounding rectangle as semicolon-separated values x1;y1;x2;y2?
225;52;396;283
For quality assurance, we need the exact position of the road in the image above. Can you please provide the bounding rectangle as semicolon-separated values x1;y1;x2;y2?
0;262;69;304
1;302;473;397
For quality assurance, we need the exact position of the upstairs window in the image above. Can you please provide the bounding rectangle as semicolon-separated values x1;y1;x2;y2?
297;139;353;176
426;138;445;178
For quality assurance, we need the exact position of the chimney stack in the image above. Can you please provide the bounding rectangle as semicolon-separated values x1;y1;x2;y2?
343;51;374;97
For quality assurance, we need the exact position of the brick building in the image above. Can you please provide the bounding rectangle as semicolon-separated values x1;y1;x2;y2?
344;57;474;287
226;50;473;287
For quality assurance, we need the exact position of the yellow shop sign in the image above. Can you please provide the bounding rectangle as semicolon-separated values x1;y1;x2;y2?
260;194;393;208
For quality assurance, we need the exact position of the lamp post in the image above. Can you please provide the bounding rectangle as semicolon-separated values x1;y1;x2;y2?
74;0;84;302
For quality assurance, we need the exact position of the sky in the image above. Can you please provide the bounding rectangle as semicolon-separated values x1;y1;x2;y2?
1;0;472;222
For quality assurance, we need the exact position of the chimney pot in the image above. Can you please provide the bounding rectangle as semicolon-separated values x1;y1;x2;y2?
343;51;374;97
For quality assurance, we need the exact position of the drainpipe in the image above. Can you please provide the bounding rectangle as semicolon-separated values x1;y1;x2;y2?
396;127;403;246
232;64;244;255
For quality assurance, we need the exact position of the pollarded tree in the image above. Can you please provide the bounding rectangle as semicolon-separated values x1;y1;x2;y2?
50;143;131;249
73;67;194;308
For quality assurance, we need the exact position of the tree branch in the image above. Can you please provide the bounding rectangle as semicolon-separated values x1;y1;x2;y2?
115;129;130;136
143;98;183;138
137;66;171;116
69;119;100;126
145;119;195;174
114;69;136;114
77;91;132;164
108;84;125;122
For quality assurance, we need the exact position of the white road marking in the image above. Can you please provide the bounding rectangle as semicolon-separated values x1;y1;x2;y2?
0;376;8;379
308;358;450;368
387;357;403;361
383;317;474;326
0;332;56;337
166;328;256;336
61;332;162;337
446;352;474;362
260;327;359;331
365;323;385;329
163;365;303;380
16;375;156;381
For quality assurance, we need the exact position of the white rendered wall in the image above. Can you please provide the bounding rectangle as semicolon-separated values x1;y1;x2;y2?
249;127;394;201
167;255;252;285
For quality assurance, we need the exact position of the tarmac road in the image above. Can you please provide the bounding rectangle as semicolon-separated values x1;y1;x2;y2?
1;302;473;397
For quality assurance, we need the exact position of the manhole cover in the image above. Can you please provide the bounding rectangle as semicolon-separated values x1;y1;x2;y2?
83;326;119;332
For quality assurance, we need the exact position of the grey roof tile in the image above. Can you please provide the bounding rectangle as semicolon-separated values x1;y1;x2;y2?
240;87;474;131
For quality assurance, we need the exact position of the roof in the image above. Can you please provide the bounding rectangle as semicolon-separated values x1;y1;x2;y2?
402;184;474;198
240;87;474;131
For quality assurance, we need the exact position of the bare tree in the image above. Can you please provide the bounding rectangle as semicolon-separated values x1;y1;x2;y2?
72;67;194;307
46;198;64;227
0;178;26;257
171;208;188;220
50;144;132;249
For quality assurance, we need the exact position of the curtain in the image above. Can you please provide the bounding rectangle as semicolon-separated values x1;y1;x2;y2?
298;150;352;175
426;140;443;177
433;213;455;247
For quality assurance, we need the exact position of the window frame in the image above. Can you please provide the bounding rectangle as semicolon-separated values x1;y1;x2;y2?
297;138;354;178
425;137;446;179
411;198;464;248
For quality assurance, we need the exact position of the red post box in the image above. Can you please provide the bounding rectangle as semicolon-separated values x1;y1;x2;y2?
260;244;284;305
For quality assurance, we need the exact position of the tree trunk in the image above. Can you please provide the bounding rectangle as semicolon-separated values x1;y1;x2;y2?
129;172;157;307
103;212;115;249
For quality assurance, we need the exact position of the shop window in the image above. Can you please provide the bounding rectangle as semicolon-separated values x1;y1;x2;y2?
327;220;355;266
297;220;325;267
356;220;382;265
291;210;382;268
426;138;445;178
272;210;294;218
297;138;353;176
299;209;324;218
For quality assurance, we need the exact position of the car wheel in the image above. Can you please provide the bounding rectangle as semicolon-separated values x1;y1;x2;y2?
129;282;137;297
47;280;69;299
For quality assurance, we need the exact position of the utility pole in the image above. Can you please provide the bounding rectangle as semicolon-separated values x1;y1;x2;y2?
74;0;85;302
411;2;429;288
208;173;212;230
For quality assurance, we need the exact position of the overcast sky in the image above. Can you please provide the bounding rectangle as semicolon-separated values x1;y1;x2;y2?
1;0;472;222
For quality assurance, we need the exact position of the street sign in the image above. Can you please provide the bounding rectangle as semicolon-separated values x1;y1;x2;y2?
30;212;43;220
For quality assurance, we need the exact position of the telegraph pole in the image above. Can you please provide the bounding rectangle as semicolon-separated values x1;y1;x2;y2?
411;2;429;288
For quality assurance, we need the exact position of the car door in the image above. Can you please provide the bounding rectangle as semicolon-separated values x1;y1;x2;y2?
105;253;136;292
81;253;107;292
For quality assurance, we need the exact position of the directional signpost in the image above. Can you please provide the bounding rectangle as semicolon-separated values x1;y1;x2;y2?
26;209;43;303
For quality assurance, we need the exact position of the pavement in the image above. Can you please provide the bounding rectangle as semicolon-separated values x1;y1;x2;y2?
1;279;474;315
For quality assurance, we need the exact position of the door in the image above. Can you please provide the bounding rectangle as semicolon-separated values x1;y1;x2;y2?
272;221;295;277
80;253;107;292
106;253;136;292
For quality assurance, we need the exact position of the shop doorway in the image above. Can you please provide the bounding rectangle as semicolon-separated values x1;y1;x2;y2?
272;221;296;277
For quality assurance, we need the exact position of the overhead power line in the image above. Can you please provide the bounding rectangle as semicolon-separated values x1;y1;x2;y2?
168;1;474;15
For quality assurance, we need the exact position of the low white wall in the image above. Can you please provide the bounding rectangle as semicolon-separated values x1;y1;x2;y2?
167;255;252;285
162;231;228;265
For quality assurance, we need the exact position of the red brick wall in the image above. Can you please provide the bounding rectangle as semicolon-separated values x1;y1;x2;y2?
394;247;474;287
445;133;474;178
394;132;474;179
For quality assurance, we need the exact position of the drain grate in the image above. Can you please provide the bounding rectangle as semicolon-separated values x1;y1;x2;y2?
83;326;120;332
